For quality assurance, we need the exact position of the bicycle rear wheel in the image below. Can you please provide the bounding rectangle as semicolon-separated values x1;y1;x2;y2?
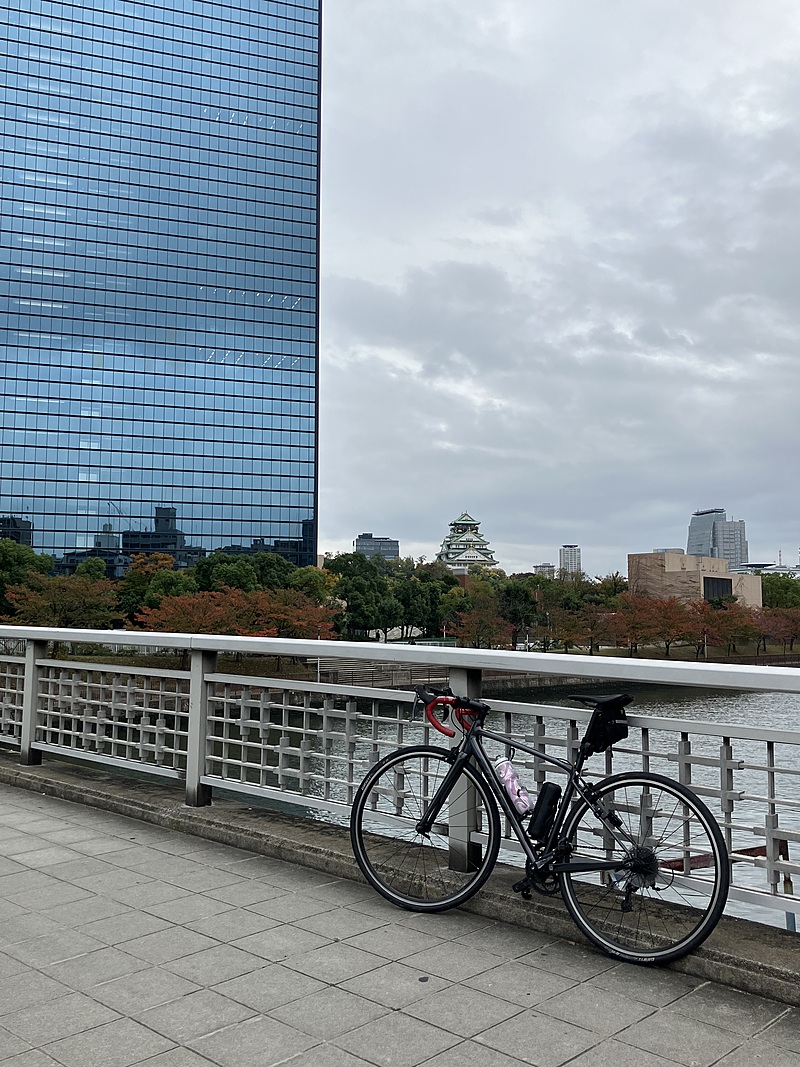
350;745;501;911
560;772;729;964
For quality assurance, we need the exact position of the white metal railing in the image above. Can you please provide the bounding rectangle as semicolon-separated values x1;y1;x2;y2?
0;625;798;931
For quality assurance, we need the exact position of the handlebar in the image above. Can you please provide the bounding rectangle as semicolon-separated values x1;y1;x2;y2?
413;685;490;737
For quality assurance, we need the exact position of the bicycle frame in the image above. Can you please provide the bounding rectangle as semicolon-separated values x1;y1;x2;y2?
417;721;638;877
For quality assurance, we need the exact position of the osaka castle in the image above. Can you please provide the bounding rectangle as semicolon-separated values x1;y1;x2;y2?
436;512;499;575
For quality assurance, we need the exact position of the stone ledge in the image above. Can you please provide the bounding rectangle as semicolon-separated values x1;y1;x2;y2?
0;750;796;1006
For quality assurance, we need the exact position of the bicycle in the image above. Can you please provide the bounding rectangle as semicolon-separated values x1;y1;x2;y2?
350;685;729;964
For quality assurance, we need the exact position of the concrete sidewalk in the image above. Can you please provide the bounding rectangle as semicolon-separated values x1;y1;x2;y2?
0;784;798;1067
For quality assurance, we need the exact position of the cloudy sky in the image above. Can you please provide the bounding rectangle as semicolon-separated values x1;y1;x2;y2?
317;1;800;576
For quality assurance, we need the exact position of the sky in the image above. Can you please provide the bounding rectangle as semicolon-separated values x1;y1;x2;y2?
317;1;800;577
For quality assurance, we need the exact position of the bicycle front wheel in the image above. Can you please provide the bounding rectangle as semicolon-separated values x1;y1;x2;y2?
350;745;501;911
560;772;729;964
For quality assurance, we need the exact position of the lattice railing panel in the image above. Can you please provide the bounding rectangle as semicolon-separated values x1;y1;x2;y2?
36;662;190;774
0;656;24;747
204;677;421;810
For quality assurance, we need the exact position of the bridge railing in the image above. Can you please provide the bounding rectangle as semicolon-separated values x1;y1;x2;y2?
0;626;797;930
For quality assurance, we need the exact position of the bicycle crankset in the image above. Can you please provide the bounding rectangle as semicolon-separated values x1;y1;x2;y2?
512;860;561;899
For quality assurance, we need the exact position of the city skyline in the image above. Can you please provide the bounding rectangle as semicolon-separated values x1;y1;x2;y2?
1;0;320;566
318;2;800;576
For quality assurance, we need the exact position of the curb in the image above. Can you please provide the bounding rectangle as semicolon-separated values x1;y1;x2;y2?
0;752;797;1007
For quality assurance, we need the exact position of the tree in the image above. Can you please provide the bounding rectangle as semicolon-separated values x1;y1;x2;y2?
684;601;722;659
451;581;513;649
142;568;198;608
498;581;539;648
578;603;613;655
647;597;690;657
250;551;297;589
610;594;658;657
0;539;53;615
193;553;260;592
711;602;761;656
761;574;800;609
135;587;336;639
3;575;119;629
74;557;106;579
118;553;176;618
288;566;334;604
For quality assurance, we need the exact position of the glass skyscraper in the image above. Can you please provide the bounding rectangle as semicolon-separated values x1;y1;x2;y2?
1;0;320;567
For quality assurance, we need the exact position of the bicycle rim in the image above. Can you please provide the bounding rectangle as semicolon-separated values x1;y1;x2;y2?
560;772;729;964
350;746;501;911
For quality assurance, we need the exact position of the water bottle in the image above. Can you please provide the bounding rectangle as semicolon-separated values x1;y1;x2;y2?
494;756;532;815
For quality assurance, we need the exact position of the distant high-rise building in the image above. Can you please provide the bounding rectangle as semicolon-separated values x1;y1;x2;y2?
687;510;748;569
354;533;400;561
1;0;321;567
559;544;582;574
533;563;556;578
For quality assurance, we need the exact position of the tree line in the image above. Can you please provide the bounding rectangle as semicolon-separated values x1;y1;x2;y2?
1;538;798;658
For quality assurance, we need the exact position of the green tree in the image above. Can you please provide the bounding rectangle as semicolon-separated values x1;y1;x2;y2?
0;539;53;615
74;557;106;579
142;568;198;608
250;551;297;589
761;573;800;609
118;553;176;618
288;566;333;604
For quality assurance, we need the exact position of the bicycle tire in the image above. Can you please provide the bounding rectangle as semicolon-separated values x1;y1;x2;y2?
560;772;729;964
350;745;501;911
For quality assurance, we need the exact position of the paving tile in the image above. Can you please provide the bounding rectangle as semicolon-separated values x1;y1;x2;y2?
130;1050;220;1067
517;941;616;981
715;1037;800;1066
670;983;789;1036
190;1015;317;1066
270;985;389;1038
143;895;234;925
619;1009;743;1067
475;1009;597;1067
293;906;388;941
43;1017;175;1067
466;960;577;1007
0;971;74;1015
3;991;120;1044
398;910;495;939
535;982;655;1036
0;952;29;979
79;910;172;946
4;929;106;968
91;967;201;1014
401;942;505;982
403;983;522;1037
304;879;377;905
282;1046;379;1067
0;1026;32;1061
247;893;337;923
108;882;191;909
422;1040;540;1067
341;961;451;1009
587;961;700;1006
453;922;556;959
231;924;330;962
0;915;66;946
39;895;131;928
138;988;257;1042
185;906;279;941
335;1010;460;1067
122;927;220;965
0;1051;63;1067
343;923;445;961
45;946;150;990
566;1037;679;1067
204;881;288;907
283;941;387;984
166;944;269;985
213;962;325;1012
767;1011;800;1053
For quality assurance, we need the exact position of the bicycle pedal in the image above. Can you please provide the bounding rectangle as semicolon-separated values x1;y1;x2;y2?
512;877;532;900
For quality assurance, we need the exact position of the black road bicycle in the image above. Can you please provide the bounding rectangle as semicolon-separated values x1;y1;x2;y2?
350;686;729;964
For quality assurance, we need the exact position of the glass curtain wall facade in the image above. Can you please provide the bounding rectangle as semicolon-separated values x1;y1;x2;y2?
1;0;320;566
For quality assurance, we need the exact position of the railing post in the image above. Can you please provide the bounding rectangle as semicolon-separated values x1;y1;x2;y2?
447;667;482;872
20;638;47;766
185;649;215;807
